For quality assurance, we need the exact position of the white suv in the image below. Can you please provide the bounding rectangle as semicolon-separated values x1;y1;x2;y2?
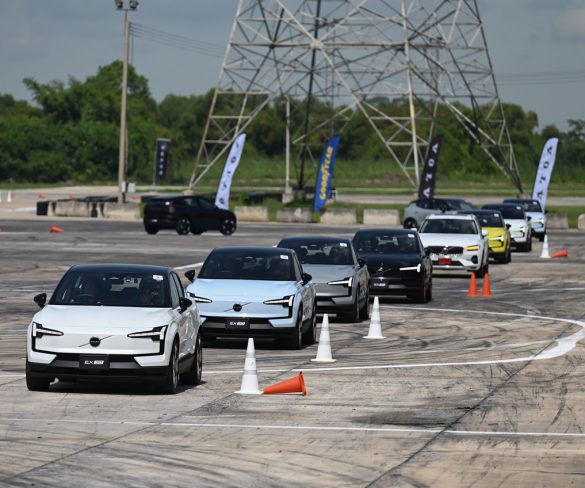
418;214;489;277
26;264;202;394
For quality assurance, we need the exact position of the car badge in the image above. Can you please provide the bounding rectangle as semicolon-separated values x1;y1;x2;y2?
233;303;243;312
89;337;101;348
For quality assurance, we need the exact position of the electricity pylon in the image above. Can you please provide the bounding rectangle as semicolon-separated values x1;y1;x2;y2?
189;0;522;194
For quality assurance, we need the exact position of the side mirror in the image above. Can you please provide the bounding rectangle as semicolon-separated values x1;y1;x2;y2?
184;270;196;283
527;216;532;221
34;293;47;308
481;229;489;237
179;296;192;313
506;223;511;229
358;258;367;268
301;272;312;285
424;248;431;256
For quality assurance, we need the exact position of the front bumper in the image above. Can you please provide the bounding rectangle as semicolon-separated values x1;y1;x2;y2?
314;283;353;313
368;273;424;296
429;252;481;272
200;314;297;339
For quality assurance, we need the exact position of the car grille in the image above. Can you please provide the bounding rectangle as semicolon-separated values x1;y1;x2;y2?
427;246;463;255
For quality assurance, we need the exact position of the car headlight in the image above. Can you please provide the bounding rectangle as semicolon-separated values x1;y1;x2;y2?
465;245;480;251
187;292;212;303
327;277;353;287
399;264;421;272
32;322;63;338
263;295;294;307
128;325;167;341
488;235;505;242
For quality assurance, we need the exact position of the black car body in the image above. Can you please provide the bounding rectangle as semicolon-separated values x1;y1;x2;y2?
143;195;237;236
353;228;432;303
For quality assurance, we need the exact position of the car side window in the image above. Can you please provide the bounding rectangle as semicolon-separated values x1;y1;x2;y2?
197;197;215;210
169;274;181;307
171;273;184;298
293;255;303;281
349;243;358;265
418;199;429;209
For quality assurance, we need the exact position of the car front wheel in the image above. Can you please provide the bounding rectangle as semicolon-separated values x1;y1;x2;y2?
26;361;51;391
359;288;371;320
403;218;418;229
160;341;179;394
302;305;317;345
144;226;159;235
180;333;202;386
287;308;303;350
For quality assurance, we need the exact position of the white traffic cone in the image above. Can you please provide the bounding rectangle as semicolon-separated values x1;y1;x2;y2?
6;191;12;203
540;235;551;259
311;313;336;363
364;296;384;339
235;338;262;394
0;191;2;203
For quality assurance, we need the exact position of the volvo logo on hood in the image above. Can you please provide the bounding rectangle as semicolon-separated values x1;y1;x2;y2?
233;303;243;312
89;337;101;348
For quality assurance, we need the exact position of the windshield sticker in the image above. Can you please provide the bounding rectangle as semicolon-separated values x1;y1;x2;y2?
339;242;348;247
153;275;164;281
280;255;289;260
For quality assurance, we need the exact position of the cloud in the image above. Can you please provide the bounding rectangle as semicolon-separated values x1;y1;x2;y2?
554;7;585;41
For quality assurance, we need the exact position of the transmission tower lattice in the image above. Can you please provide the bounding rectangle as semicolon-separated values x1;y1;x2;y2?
189;0;522;194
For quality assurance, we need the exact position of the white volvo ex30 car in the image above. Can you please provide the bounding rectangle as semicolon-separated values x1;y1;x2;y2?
26;264;202;394
483;203;533;252
184;247;316;349
418;214;490;277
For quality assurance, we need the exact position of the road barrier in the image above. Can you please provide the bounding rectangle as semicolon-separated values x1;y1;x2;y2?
547;213;568;229
363;209;400;226
235;206;269;222
320;208;357;225
578;214;585;230
276;207;311;223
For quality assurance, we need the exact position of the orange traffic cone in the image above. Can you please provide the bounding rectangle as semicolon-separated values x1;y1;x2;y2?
467;273;478;297
38;193;47;199
263;371;307;396
481;273;492;297
50;225;64;233
551;249;568;258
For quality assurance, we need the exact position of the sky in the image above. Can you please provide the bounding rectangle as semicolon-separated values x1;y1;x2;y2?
1;0;584;131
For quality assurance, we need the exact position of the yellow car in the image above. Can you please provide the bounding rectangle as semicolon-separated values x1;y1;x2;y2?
458;210;511;263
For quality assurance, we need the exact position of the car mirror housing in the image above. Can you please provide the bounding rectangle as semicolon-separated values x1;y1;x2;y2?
527;216;532;221
301;272;312;284
179;296;192;312
481;229;489;237
358;258;367;268
424;248;431;256
184;270;196;282
34;293;47;308
506;223;511;229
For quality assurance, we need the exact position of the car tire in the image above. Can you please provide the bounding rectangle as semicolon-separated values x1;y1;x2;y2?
145;226;159;235
426;279;433;302
26;361;50;391
176;217;190;235
180;333;202;386
413;281;427;303
507;248;512;263
160;340;179;394
403;218;418;229
539;234;545;242
190;227;204;235
359;288;371;320
474;261;487;278
527;237;533;252
287;308;303;350
302;305;317;345
343;289;361;323
220;217;236;236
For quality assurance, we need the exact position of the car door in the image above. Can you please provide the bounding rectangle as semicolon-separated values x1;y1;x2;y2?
195;196;221;230
293;254;314;322
350;242;369;300
169;272;191;360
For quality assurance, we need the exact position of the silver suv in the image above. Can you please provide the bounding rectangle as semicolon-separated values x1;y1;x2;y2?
403;198;477;229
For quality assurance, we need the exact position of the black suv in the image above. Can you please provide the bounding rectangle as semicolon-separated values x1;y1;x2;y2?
143;195;237;236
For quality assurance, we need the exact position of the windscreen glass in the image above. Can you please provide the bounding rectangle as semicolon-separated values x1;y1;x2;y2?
199;251;295;281
419;219;478;234
353;233;420;254
50;271;170;307
280;241;353;265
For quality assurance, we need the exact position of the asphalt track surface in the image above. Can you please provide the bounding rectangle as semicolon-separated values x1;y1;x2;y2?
0;219;584;487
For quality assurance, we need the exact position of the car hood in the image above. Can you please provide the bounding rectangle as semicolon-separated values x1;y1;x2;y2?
504;218;528;228
419;234;482;247
359;253;420;270
33;305;170;329
188;279;298;300
300;264;356;284
483;227;507;238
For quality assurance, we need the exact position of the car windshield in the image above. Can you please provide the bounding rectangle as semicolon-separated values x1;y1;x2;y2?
354;233;420;254
474;213;504;227
444;199;476;210
280;240;353;265
50;271;170;307
505;200;542;212
199;251;295;281
420;219;478;234
494;206;524;219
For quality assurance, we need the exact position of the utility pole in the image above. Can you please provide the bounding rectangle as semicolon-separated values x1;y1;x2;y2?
115;0;138;204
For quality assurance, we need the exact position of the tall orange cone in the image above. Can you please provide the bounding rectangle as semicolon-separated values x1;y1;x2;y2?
481;273;492;297
467;273;478;297
263;371;307;396
50;225;65;233
551;249;568;258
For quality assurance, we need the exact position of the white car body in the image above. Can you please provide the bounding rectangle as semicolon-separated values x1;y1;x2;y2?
26;264;202;393
418;214;489;276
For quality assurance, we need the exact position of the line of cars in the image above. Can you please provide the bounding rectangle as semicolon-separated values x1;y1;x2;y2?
25;195;546;394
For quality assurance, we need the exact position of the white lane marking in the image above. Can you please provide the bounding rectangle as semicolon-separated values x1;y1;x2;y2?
203;308;585;374
2;417;585;438
174;262;204;271
0;374;24;377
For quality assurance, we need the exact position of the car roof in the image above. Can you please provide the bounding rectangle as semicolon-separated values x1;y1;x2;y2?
354;228;417;236
503;198;539;204
458;209;502;215
209;246;295;256
69;263;171;274
279;236;352;244
425;213;475;220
